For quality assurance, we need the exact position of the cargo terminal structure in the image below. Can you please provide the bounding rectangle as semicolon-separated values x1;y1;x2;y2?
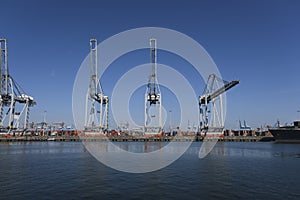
144;38;162;136
0;38;36;134
81;37;240;137
84;39;109;135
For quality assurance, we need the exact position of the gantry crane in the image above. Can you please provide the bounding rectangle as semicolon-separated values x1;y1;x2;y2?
144;38;162;135
199;74;239;135
85;38;109;133
0;38;36;133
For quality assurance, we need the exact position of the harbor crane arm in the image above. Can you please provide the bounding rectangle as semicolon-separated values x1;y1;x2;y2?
199;80;239;105
199;74;239;133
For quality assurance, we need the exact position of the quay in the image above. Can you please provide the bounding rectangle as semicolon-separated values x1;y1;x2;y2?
0;135;274;142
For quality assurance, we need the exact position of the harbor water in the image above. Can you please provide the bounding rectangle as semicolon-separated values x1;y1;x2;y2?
0;142;299;200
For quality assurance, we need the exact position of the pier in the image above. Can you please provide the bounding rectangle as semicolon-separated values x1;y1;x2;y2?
0;135;274;142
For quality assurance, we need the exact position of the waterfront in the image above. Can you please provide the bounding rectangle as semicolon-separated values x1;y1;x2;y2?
0;142;299;199
0;135;274;142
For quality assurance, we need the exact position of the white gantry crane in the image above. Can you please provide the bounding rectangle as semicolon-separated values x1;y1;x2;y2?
0;38;36;133
144;38;162;135
199;74;239;136
84;38;109;133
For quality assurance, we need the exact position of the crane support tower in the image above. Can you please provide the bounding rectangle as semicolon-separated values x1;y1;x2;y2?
0;38;36;133
199;74;239;136
144;38;162;135
84;38;109;133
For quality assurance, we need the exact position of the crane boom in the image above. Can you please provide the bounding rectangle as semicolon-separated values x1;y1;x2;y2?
199;80;239;104
199;74;239;134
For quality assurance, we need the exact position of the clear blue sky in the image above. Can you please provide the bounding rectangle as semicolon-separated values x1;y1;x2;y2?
1;0;300;129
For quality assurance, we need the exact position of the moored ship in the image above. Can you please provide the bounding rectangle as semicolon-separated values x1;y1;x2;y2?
269;121;300;142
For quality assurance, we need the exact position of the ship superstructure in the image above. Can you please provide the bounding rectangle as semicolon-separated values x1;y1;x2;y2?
269;121;300;142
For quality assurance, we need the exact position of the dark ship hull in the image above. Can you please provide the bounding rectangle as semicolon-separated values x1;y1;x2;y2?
269;121;300;143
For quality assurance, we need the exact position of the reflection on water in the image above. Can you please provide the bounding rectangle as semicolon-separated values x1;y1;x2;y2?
0;142;85;155
83;141;193;173
0;142;299;200
114;142;166;153
0;142;298;159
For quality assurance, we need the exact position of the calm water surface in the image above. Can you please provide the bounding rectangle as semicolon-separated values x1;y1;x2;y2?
0;142;299;200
